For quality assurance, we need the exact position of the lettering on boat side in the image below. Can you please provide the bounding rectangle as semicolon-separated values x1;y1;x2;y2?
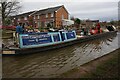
22;34;52;46
19;31;77;48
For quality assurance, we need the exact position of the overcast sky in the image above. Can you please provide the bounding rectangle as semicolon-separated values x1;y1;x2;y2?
19;0;119;21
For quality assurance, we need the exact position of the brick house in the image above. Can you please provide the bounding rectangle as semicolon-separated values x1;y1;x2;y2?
11;5;69;29
81;20;99;29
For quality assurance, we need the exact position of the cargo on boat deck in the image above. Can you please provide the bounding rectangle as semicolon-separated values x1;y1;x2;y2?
106;25;116;31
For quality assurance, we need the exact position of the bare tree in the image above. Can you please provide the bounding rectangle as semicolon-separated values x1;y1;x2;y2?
0;0;21;26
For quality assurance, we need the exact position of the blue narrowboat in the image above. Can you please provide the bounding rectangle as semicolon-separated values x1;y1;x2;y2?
2;30;117;55
2;30;77;54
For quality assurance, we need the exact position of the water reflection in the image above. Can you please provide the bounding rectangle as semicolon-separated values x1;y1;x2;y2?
3;33;119;78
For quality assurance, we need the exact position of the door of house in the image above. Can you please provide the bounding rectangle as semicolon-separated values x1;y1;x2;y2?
37;21;40;28
41;22;45;28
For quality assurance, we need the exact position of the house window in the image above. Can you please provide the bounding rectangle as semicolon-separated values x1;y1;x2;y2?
18;18;20;21
51;13;54;17
45;22;48;27
37;21;40;27
46;14;48;18
12;20;14;22
34;16;35;19
38;15;40;19
24;17;27;20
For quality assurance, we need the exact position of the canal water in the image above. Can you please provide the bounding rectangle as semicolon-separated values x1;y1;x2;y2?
2;32;119;78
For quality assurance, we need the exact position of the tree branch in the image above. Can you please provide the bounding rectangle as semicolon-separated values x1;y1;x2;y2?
2;0;21;26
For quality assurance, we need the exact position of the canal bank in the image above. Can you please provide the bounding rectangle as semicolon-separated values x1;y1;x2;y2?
59;48;120;78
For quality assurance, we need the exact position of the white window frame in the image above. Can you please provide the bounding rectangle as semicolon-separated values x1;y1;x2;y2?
46;14;48;18
24;17;27;20
45;21;49;27
38;15;40;19
45;22;47;27
12;20;14;22
51;13;54;17
34;16;35;19
18;18;20;21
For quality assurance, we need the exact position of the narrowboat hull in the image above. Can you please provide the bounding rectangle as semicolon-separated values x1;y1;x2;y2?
2;31;117;55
